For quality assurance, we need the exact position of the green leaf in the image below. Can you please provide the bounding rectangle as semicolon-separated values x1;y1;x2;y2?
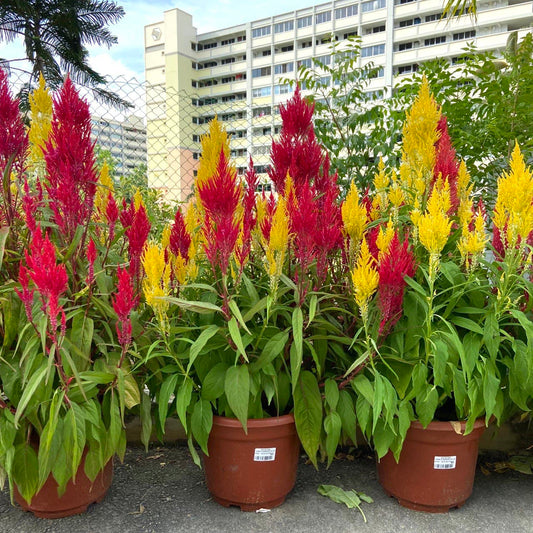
140;392;153;451
324;411;342;466
201;362;228;401
308;294;318;327
291;307;303;390
294;371;322;467
449;316;484;335
14;363;48;427
324;378;340;411
13;444;39;504
123;371;141;409
317;484;373;522
224;365;250;432
106;391;122;460
228;299;251;335
337;390;357;445
372;374;384;432
482;362;500;421
158;374;178;430
188;325;219;374
227;317;248;362
0;225;8;270
374;418;396;459
416;387;439;427
176;379;193;433
352;374;374;404
252;330;289;371
191;398;213;456
166;297;223;314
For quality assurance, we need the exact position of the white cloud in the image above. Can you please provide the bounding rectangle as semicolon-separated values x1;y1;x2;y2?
89;51;140;81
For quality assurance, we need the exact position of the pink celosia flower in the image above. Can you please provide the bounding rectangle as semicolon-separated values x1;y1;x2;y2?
86;238;97;285
377;233;416;336
112;266;137;349
43;76;97;241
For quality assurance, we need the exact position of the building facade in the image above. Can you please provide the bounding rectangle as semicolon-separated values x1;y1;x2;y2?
144;0;533;200
91;115;147;176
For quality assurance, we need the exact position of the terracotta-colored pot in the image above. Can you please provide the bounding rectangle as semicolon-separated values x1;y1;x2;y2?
377;418;485;513
14;452;113;519
203;414;300;511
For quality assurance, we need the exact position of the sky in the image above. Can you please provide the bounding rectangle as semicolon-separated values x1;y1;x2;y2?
2;0;318;81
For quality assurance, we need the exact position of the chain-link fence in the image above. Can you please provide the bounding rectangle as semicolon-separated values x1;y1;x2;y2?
5;70;281;203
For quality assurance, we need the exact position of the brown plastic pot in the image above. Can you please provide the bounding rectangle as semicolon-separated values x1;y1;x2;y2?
14;451;113;519
377;418;485;513
203;414;300;511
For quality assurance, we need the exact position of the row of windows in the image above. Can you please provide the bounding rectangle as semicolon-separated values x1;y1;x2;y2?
193;35;246;51
362;0;386;13
335;5;358;19
397;30;475;51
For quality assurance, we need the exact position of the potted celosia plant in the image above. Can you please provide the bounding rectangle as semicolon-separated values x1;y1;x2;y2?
0;71;147;517
339;79;533;512
141;89;355;511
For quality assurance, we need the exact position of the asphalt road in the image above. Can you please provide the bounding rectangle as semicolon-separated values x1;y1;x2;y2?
0;445;532;533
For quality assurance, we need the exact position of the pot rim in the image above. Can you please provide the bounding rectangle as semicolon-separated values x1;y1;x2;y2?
410;417;486;432
212;413;295;428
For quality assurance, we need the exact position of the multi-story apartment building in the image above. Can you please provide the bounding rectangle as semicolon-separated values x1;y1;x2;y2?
91;115;147;176
144;0;533;201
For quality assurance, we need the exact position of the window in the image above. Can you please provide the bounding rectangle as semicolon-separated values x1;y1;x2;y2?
221;57;235;65
275;21;294;33
299;40;312;48
453;30;476;41
297;58;312;68
221;95;236;102
202;42;217;50
399;42;413;51
362;0;386;13
252;26;271;38
367;24;386;34
424;35;446;46
425;12;443;22
262;49;272;56
399;0;415;4
252;87;272;97
344;31;357;39
274;62;294;74
253;106;271;117
252;67;271;78
297;15;312;28
274;84;293;95
398;64;418;75
221;38;235;46
280;44;294;52
316;11;332;24
315;55;331;66
361;44;385;57
221;76;235;84
399;17;421;27
335;5;358;18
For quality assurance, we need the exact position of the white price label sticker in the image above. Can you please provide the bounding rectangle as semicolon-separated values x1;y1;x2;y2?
434;456;457;470
254;447;276;462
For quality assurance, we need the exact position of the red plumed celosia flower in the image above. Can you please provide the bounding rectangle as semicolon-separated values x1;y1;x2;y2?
86;238;97;284
43;76;98;241
119;198;135;230
235;159;259;267
106;193;119;225
169;208;191;260
269;86;324;195
19;227;68;333
126;204;151;285
377;233;416;337
0;68;28;178
112;266;137;349
198;150;241;276
260;192;277;243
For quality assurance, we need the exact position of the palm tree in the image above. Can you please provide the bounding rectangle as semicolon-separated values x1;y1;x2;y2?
0;0;127;107
442;0;477;19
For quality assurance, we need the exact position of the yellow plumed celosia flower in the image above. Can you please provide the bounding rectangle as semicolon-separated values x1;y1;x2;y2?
417;195;452;257
458;211;486;271
457;160;472;200
265;197;290;282
373;158;389;191
399;76;441;199
94;161;114;217
493;143;533;248
388;181;404;209
142;243;171;326
351;239;379;310
196;117;232;187
161;224;171;250
457;196;473;231
376;219;395;260
342;181;367;244
134;189;144;211
28;74;53;172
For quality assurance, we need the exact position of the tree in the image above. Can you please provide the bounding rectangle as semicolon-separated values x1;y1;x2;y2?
286;37;403;192
0;0;127;107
